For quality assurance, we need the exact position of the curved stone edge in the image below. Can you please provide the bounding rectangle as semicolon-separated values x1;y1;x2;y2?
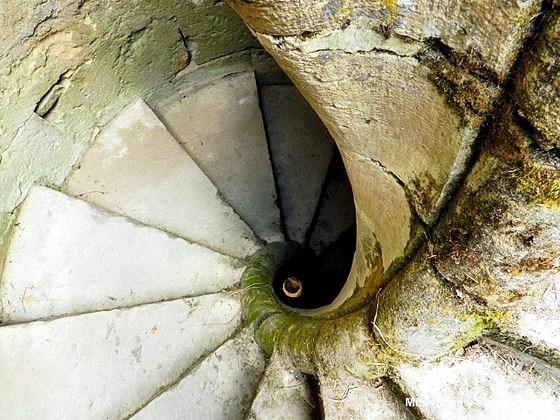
242;241;497;377
247;350;316;419
371;247;505;362
241;241;300;323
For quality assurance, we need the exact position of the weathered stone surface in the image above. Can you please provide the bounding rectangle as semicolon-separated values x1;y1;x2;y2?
1;186;243;323
248;351;315;419
318;374;413;420
158;72;282;243
432;114;560;309
227;0;543;316
373;252;480;359
514;12;560;150
227;0;389;36
341;148;411;272
0;114;78;219
133;325;266;420
395;342;560;419
510;276;560;354
0;294;242;419
64;99;258;259
313;309;382;379
391;0;541;80
261;84;334;244
229;0;540;78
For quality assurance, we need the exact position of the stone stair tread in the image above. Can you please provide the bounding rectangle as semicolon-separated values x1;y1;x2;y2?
63;98;258;259
0;186;244;324
395;342;560;419
248;351;315;419
260;84;334;244
308;154;355;254
158;72;282;243
132;324;266;420
511;277;560;352
318;372;412;420
0;293;242;419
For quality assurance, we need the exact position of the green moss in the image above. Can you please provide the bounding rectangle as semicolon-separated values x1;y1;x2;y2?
317;308;392;378
257;313;323;374
240;243;321;373
240;243;300;321
380;0;398;23
516;163;560;207
453;309;511;349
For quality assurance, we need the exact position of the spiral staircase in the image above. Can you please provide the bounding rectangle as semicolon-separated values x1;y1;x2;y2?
0;69;559;420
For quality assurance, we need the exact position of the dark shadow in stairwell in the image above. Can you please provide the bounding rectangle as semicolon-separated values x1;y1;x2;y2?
271;223;355;309
271;147;356;309
256;77;356;310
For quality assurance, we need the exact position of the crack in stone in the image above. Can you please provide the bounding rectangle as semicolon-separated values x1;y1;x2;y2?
306;47;415;58
35;69;75;118
340;145;428;231
125;323;248;419
257;30;421;58
427;252;486;308
0;290;242;328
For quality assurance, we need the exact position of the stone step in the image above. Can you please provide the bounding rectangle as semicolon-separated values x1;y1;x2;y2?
0;293;242;419
132;324;266;420
317;370;413;420
248;351;315;419
157;72;282;244
0;186;244;324
395;342;560;419
308;152;355;255
510;277;560;355
260;84;334;244
63;99;258;259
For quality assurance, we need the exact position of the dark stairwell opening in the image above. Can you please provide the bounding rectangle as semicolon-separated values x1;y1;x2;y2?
257;81;357;310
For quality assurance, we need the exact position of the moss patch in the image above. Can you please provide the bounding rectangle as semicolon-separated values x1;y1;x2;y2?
516;162;560;207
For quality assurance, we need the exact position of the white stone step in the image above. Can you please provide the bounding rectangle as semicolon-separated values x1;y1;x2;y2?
318;370;412;420
248;351;315;419
0;186;243;324
510;277;560;353
132;324;267;420
0;293;242;419
260;84;334;244
158;72;282;243
63;99;258;259
395;342;560;419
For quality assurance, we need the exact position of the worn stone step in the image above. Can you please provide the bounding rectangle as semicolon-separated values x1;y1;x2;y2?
308;152;355;255
0;293;242;419
0;186;244;324
63;98;258;259
318;369;413;420
132;324;266;420
260;84;334;244
395;342;560;419
510;276;560;356
157;72;282;243
248;351;315;419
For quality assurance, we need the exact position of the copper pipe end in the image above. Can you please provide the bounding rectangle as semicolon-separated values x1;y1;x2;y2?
282;277;303;298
